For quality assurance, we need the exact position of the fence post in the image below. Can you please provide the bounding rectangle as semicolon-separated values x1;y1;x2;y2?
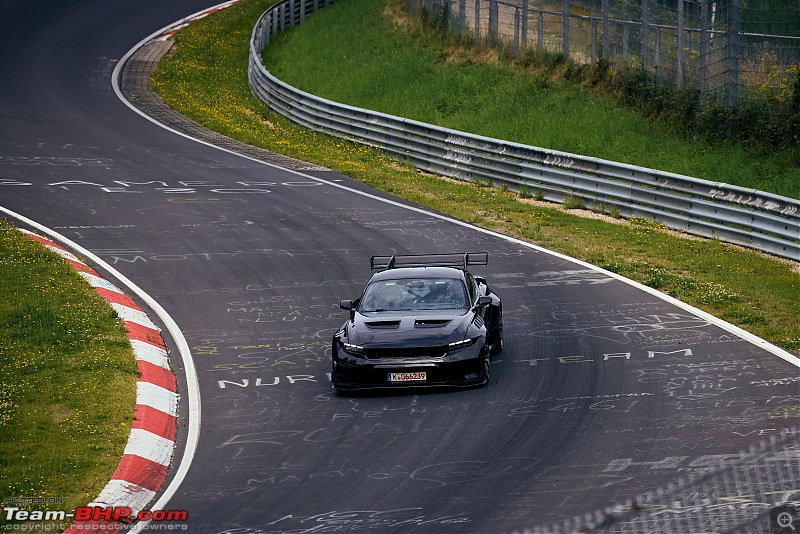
591;20;597;62
676;0;684;88
641;0;649;71
459;0;466;34
514;7;520;48
289;0;295;27
538;12;543;51
654;26;661;74
623;23;629;61
727;0;740;110
522;0;528;48
488;0;498;40
562;0;569;57
602;0;609;59
475;0;480;38
699;0;709;94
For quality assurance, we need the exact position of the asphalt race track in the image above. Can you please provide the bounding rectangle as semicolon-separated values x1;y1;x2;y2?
1;0;798;532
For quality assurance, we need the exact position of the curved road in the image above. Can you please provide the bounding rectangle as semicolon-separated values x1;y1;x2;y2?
2;1;798;532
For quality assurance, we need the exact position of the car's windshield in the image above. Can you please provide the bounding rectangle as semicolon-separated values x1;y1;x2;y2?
360;278;469;312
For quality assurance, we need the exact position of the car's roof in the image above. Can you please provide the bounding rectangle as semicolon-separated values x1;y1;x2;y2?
370;266;468;282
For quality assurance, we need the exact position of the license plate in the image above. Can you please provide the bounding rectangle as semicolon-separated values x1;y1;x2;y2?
388;372;427;383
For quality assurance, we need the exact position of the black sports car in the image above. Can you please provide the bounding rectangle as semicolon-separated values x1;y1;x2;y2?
332;253;502;389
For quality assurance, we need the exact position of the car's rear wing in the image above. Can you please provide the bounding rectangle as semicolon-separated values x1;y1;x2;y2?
370;252;489;271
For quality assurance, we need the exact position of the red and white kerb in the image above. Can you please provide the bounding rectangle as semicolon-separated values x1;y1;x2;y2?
20;229;178;530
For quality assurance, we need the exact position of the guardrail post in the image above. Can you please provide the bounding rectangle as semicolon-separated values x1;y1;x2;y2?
262;14;271;47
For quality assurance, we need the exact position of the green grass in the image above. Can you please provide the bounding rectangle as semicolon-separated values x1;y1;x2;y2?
0;221;137;523
263;0;800;199
151;0;799;354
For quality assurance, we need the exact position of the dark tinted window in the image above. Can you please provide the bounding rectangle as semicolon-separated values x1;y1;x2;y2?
361;278;469;311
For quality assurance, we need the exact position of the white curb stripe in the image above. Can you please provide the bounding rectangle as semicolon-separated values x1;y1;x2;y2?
131;340;171;369
136;382;179;417
41;243;83;264
79;271;124;293
112;303;159;330
123;429;175;467
90;480;156;513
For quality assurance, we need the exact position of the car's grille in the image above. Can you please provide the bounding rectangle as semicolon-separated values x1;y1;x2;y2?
364;346;448;359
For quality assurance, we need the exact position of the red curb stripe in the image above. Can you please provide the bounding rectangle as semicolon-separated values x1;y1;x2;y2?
25;233;65;250
132;404;177;442
96;286;141;309
111;455;170;493
137;359;178;392
125;321;166;348
66;258;97;275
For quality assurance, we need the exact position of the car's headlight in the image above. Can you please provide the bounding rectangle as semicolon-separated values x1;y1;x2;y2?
448;337;478;352
341;342;365;356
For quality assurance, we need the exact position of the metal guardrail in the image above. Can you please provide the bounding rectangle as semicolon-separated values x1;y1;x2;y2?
248;0;800;262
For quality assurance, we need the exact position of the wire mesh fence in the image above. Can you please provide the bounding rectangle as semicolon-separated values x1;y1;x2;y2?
417;0;800;114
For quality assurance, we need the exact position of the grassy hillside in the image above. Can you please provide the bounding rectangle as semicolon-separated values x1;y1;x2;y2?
263;0;800;199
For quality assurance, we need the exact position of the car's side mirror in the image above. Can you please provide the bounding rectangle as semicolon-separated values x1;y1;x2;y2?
476;295;492;307
340;299;354;310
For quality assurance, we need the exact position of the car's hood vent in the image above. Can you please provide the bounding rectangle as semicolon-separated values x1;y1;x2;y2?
364;320;401;329
414;318;452;328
